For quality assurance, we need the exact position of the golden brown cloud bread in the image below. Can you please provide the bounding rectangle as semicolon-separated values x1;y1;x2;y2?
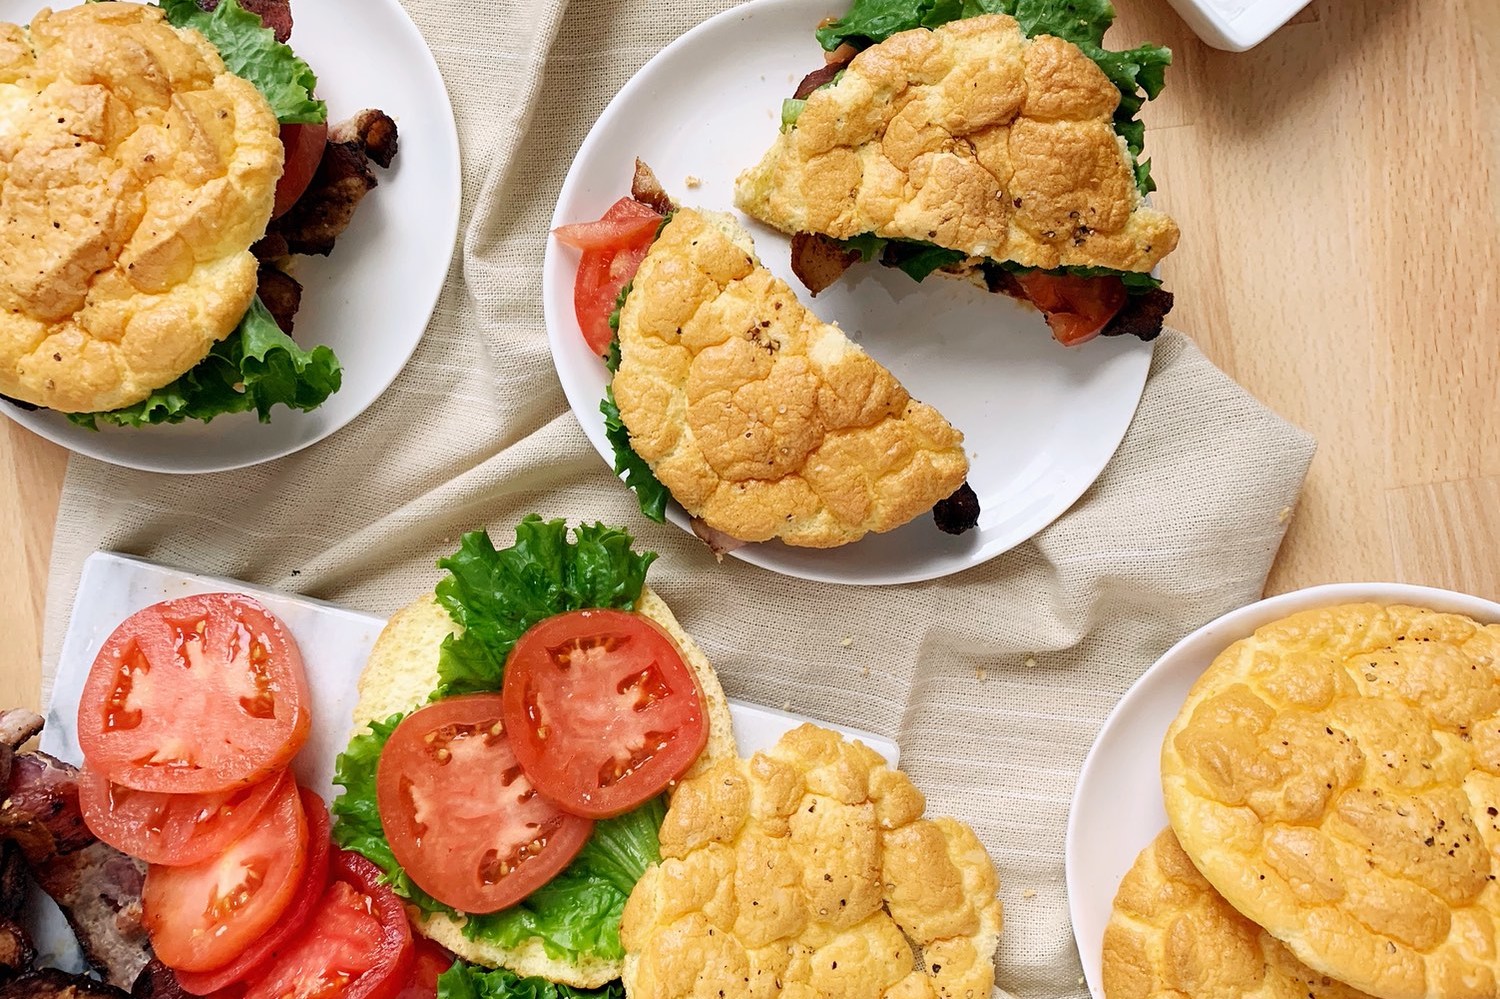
350;589;736;989
1160;603;1500;999
734;15;1179;275
0;3;282;412
1104;828;1381;999
620;723;1003;999
612;208;969;549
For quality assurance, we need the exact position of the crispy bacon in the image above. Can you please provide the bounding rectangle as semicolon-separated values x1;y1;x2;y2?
0;917;33;983
932;482;980;536
1101;288;1173;342
789;232;857;296
195;0;292;42
0;968;129;998
0;754;151;991
256;264;303;334
630;159;674;216
260;110;399;259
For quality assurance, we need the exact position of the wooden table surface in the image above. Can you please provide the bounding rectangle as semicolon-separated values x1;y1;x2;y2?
3;0;1497;713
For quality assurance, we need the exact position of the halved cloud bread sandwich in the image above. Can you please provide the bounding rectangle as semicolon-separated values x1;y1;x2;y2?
610;205;976;550
735;9;1180;346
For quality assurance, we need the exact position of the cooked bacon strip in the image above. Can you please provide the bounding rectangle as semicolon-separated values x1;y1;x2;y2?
0;712;41;753
630;160;674;216
331;109;399;169
256;264;304;334
932;482;981;536
789;232;857;296
195;0;292;42
130;960;190;999
260;111;399;258
0;916;34;982
0;754;151;991
690;519;746;561
1101;287;1173;341
0;968;129;998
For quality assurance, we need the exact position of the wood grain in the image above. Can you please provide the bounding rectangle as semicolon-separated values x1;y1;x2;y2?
2;0;1497;713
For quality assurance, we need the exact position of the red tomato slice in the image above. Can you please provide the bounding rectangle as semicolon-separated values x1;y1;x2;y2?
1014;272;1128;347
240;851;413;999
273;122;328;219
78;593;312;794
393;938;453;999
79;767;286;868
144;778;309;973
555;197;663;356
375;695;593;914
552;197;662;250
502;609;708;818
175;788;334;996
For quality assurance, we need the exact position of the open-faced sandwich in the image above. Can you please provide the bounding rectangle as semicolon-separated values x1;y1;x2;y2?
555;165;980;551
735;0;1179;347
328;516;1005;996
0;517;1005;997
0;0;398;429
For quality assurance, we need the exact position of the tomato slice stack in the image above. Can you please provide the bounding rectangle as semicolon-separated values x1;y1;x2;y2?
553;197;664;356
374;609;709;913
75;594;417;999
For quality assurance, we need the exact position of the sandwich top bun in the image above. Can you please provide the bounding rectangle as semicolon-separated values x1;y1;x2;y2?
1160;603;1500;999
613;208;969;549
734;14;1179;275
1104;828;1379;999
620;723;1002;999
351;588;737;989
0;3;282;412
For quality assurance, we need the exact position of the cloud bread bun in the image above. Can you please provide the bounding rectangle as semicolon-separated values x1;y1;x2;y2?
620;723;1003;999
612;207;969;548
1160;603;1500;999
734;14;1179;275
0;3;282;412
351;588;736;989
1104;828;1381;999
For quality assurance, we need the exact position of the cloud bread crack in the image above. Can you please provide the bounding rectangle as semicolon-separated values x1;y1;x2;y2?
612;207;969;548
350;589;736;989
1160;603;1500;999
734;15;1179;274
0;3;281;412
619;723;1003;999
1104;828;1382;999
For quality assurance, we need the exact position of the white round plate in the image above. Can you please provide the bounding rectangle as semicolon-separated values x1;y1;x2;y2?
543;0;1154;585
1065;582;1500;997
0;0;461;474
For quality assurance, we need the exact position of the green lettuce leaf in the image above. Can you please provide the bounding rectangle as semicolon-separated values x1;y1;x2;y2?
599;281;670;525
67;295;341;429
159;0;327;124
781;98;807;130
813;0;1169;193
600;386;669;525
432;518;656;697
331;717;666;963
437;961;624;999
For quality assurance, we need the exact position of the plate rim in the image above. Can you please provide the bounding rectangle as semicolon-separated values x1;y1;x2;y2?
1063;580;1500;997
541;0;1153;585
0;0;463;475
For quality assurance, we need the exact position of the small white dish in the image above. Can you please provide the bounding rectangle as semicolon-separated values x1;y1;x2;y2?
1064;582;1500;997
1164;0;1310;52
0;0;462;474
542;0;1154;586
32;550;899;970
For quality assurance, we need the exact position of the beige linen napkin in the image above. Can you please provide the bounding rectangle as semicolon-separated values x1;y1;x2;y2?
40;1;1315;996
